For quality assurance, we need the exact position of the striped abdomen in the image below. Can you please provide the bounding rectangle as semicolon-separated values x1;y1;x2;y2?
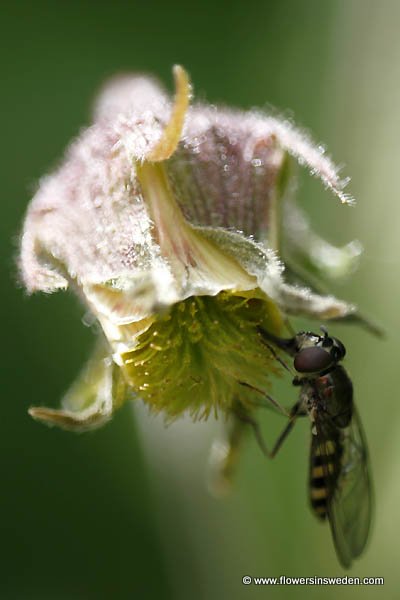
309;437;342;520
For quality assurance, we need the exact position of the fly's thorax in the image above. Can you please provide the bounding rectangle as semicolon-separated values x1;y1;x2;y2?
295;365;353;429
297;379;316;415
315;366;353;428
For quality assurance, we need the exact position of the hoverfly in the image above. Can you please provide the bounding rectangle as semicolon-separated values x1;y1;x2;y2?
254;326;372;569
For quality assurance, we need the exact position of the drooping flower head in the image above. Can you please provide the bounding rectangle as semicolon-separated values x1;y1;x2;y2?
20;66;363;436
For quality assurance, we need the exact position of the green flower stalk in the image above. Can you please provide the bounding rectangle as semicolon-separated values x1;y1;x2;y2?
19;67;362;462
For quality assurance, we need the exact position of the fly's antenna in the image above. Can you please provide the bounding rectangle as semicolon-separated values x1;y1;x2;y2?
320;325;333;349
320;325;329;338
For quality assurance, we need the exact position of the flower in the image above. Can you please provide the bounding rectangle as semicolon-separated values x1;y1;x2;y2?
19;66;362;434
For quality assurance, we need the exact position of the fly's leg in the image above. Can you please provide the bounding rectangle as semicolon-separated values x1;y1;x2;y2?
237;380;290;416
256;327;297;376
233;401;303;459
208;400;303;496
263;343;294;376
269;403;302;457
208;409;249;496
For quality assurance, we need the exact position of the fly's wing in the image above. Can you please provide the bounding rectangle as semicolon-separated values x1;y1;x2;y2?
328;407;372;568
314;407;372;569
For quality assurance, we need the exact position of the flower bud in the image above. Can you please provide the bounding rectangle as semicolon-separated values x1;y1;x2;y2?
20;66;361;431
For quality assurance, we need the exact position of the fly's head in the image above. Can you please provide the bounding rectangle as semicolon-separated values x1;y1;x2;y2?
292;327;346;378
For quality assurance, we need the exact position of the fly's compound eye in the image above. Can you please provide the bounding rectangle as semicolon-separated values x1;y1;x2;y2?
294;346;333;374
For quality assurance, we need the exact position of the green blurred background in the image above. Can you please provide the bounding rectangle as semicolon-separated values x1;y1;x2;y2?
2;0;398;597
